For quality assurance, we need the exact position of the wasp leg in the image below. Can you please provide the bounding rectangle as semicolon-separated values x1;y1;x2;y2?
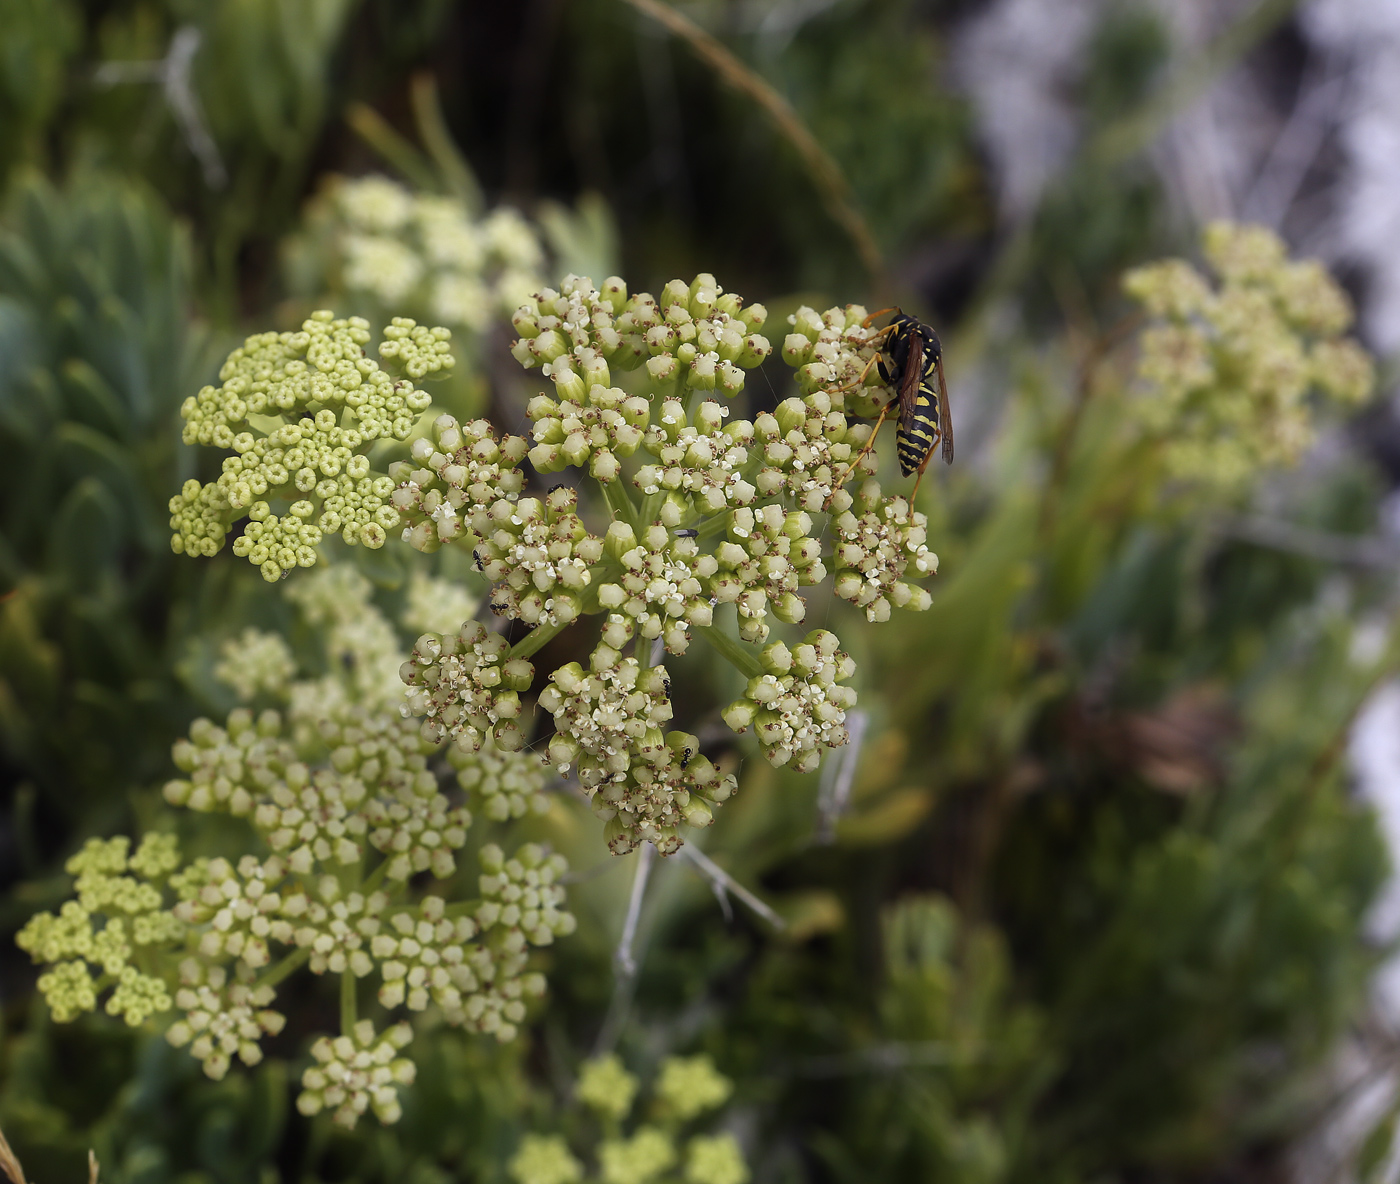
908;430;942;506
825;397;895;509
834;324;896;395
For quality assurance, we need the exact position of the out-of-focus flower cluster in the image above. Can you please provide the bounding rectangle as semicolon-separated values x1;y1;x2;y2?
17;568;572;1131
17;835;181;1025
508;1053;748;1184
298;1018;415;1126
1124;221;1375;490
293;174;546;333
169;310;449;581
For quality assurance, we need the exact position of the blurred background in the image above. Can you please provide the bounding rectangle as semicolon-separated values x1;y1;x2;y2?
8;0;1400;1181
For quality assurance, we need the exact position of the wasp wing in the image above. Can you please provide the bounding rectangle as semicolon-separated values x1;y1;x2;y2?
933;352;953;465
896;327;924;432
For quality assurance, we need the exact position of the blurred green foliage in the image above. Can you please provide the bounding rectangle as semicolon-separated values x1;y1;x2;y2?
0;172;226;845
1;2;1394;1183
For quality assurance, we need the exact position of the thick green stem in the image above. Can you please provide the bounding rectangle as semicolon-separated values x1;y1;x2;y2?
600;478;640;529
510;619;569;661
637;490;664;528
340;968;357;1036
442;898;480;919
360;857;392;897
696;512;731;542
695;623;764;679
253;946;310;992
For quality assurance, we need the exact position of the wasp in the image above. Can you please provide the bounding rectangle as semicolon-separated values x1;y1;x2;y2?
831;308;953;504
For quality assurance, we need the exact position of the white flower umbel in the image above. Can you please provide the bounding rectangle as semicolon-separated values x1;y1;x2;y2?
540;645;735;855
722;632;857;773
400;621;534;751
830;483;937;623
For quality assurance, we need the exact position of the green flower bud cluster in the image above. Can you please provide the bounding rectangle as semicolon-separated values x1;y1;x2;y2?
539;646;735;855
404;570;482;636
721;631;856;773
214;627;298;701
400;621;534;751
1124;220;1375;490
17;835;183;1025
653;1055;734;1122
633;396;755;513
170;853;296;970
299;175;545;332
510;273;770;400
830;484;937;623
509;1054;748;1184
444;843;574;1038
510;1136;586;1184
599;1129;676;1184
528;385;650;481
284;577;405;719
166;959;287;1080
449;740;551;821
576;1052;641;1120
411;279;936;850
170;310;451;581
370;846;570;1041
683;1136;748;1184
158;704;568;1107
389;413;528;552
298;1018;416;1128
752;392;867;514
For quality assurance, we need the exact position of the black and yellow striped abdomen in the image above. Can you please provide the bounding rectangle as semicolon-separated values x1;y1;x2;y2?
896;363;942;476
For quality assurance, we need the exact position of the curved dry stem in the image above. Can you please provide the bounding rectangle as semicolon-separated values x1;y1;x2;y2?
0;1127;28;1184
619;0;885;289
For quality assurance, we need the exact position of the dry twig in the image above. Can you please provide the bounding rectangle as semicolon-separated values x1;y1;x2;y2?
618;0;885;288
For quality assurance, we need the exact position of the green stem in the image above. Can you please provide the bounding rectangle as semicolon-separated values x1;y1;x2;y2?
695;512;731;542
600;478;640;529
442;899;480;919
695;623;764;679
638;490;664;527
252;946;310;992
510;619;569;661
360;857;392;897
340;968;357;1036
